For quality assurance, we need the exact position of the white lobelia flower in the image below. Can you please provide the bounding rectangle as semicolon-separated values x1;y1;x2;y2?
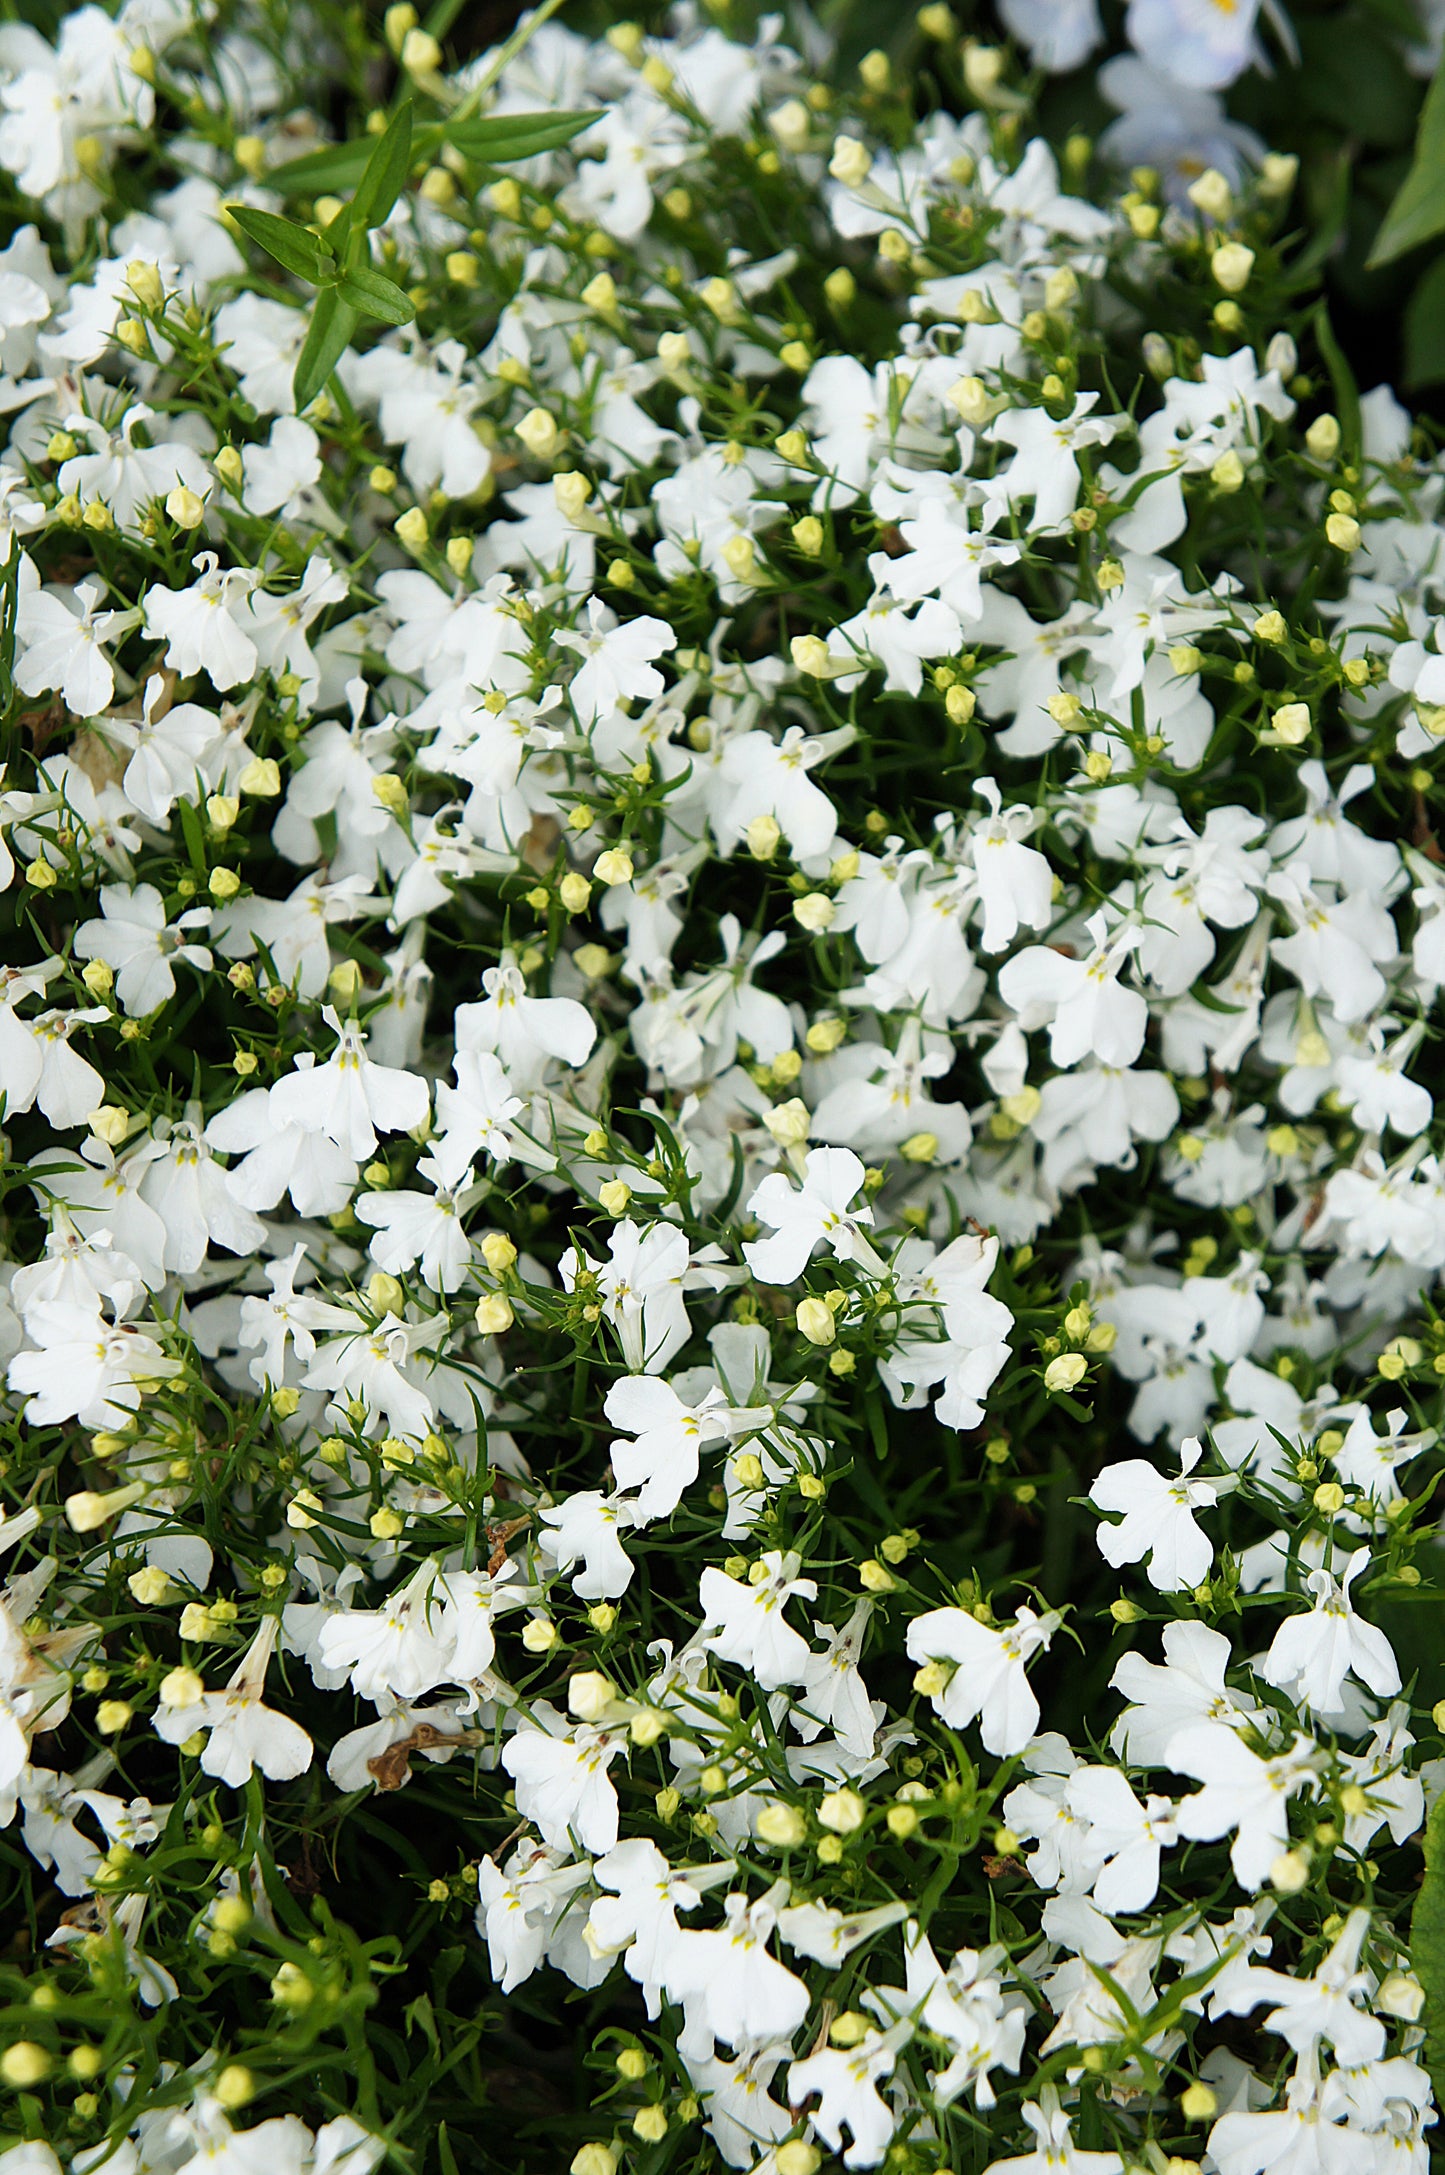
1207;2052;1375;2175
981;2086;1123;2175
269;1007;430;1162
138;1119;268;1274
1063;1766;1178;1914
1089;1436;1218;1592
153;1617;313;1788
998;912;1148;1069
432;1049;526;1174
302;1310;443;1439
886;500;1023;622
605;1372;735;1523
983;395;1123;535
794;1601;880;1759
537;1490;638;1600
689;2043;794;2169
743;1146;877;1284
788;2023;911;2170
1259;1549;1402;1720
454;949;596;1090
7;1296;181;1429
699;1549;818;1690
665;1886;810;2050
1109;1621;1261;1766
355;1153;476;1294
73;882;213;1016
475;1844;594;1995
556;597;677;724
999;0;1102;70
587;1837;731;2016
1124;0;1262;88
775;1898;908;1967
965;782;1055;955
502;1715;625;1853
1169;1724;1319;1890
57;406;210;532
100;675;221;826
317;1561;455;1703
15;571;133;717
906;1602;1060;1756
901;1930;1028;2112
141;552;262;692
205;1072;360;1219
561;1217;696;1374
1208;1906;1386;2068
716;725;846;863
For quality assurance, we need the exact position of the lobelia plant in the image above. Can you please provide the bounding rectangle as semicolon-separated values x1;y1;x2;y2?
1;1;1445;2173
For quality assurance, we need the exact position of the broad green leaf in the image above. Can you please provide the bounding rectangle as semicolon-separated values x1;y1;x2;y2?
292;286;360;412
335;264;416;325
1411;1787;1445;2105
1370;59;1445;265
225;203;334;284
265;139;377;194
349;101;414;234
1293;16;1417;148
446;108;600;164
1404;254;1445;386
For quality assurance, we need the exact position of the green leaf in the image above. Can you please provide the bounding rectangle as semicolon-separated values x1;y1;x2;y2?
265;139;377;194
1412;1787;1445;2105
436;2125;462;2175
350;102;414;234
1293;17;1417;149
445;109;600;164
292;286;360;412
1313;301;1363;462
225;203;334;284
1404;254;1445;386
335;264;417;325
1370;59;1445;265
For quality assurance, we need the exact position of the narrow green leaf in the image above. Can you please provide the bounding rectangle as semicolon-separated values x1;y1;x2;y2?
446;109;600;165
334;265;416;326
1405;256;1445;387
350;101;414;233
1369;60;1445;265
1313;301;1363;462
437;2125;462;2175
1411;1788;1445;2105
225;203;334;284
292;287;360;413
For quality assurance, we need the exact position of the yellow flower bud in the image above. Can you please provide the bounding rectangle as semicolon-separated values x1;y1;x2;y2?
1306;413;1341;461
793;892;835;933
1210;242;1254;293
796;1296;837;1346
829;135;872;187
756;1801;807;1847
1271;703;1311;745
817;1787;866;1833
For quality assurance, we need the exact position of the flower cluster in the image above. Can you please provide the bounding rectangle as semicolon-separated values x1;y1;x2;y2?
0;2;1443;2172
